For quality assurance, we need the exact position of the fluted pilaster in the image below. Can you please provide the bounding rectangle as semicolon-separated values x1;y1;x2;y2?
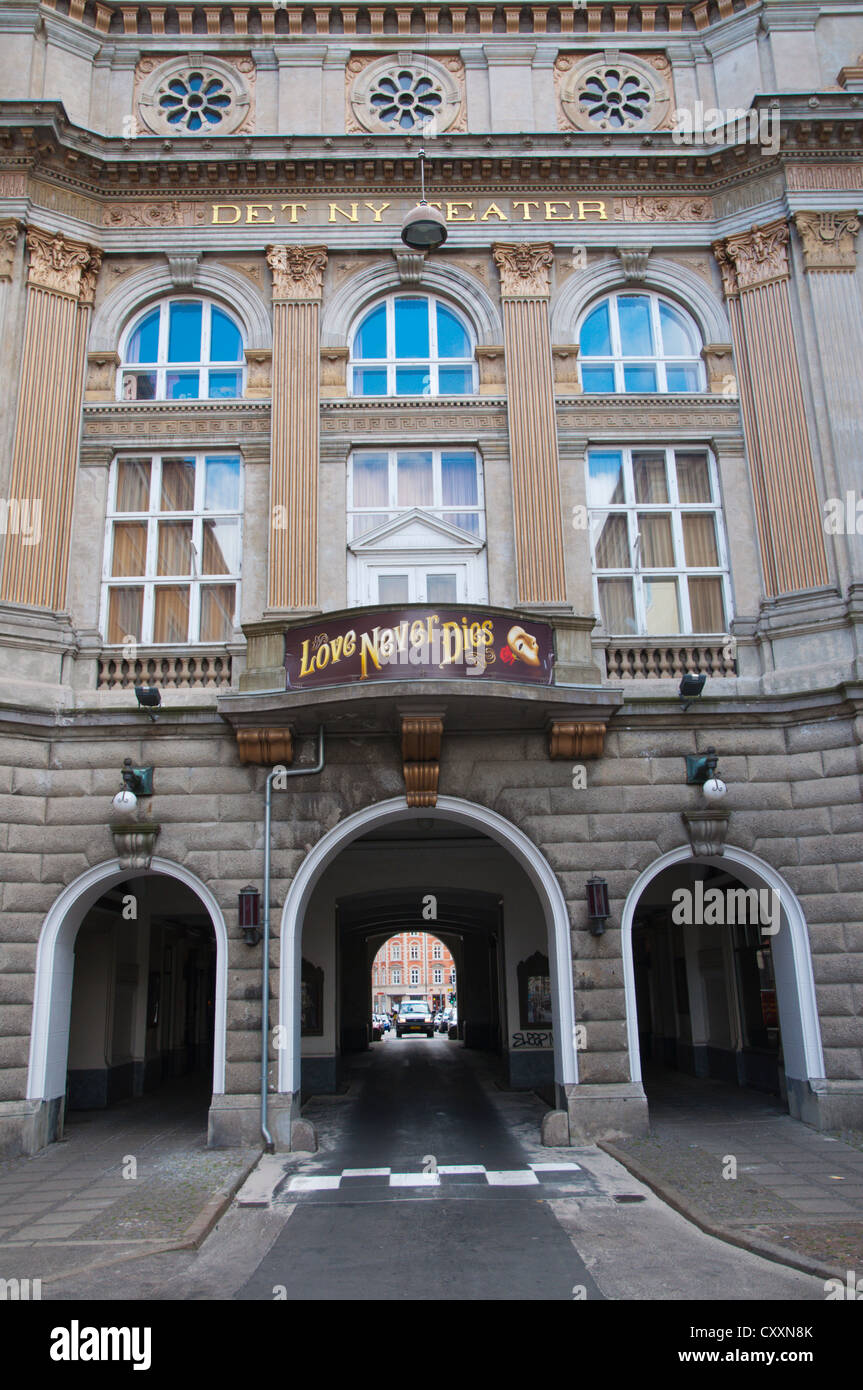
266;244;327;612
713;220;829;597
0;229;101;610
493;242;567;605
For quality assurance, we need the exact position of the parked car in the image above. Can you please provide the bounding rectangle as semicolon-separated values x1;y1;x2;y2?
396;1001;435;1038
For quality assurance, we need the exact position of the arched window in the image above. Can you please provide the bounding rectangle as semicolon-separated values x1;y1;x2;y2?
578;291;704;394
349;294;476;397
119;298;245;401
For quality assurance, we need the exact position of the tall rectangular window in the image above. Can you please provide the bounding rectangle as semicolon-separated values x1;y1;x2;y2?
587;446;730;635
103;453;241;646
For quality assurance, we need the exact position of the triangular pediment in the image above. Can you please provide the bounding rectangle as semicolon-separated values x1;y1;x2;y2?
348;508;484;555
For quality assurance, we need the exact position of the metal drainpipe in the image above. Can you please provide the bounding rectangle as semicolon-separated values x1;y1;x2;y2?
261;726;325;1152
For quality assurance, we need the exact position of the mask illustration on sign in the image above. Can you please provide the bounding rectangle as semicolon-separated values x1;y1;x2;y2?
505;626;541;666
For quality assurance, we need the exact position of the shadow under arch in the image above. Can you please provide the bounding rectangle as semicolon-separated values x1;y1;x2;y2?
26;857;228;1149
277;796;578;1103
620;845;826;1125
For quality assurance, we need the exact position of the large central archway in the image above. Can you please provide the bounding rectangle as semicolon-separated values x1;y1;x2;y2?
277;796;579;1105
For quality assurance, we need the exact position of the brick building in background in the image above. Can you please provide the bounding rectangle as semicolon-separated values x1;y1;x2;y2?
372;932;457;1015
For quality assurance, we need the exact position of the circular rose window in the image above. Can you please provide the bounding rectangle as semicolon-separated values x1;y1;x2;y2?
159;72;233;132
137;56;252;137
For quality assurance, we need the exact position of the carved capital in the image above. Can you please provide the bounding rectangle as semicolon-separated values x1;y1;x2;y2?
712;220;789;298
266;244;328;301
616;247;651;282
236;728;294;765
110;822;161;871
681;809;730;857
548;720;607;760
0;219;21;281
493;241;554;298
26;228;102;302
401;715;443;808
793;210;860;273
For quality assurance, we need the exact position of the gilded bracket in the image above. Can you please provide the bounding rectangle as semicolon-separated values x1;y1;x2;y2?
547;720;607;760
401;715;444;808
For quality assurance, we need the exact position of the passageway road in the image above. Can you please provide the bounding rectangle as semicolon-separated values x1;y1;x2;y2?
37;1039;829;1302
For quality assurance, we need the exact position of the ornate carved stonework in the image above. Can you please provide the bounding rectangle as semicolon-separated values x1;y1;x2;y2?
493;242;555;299
701;343;736;395
266;245;328;302
793;211;860;272
393;249;426;284
401;715;444;809
681;809;730;858
617;247;651;281
320;346;349;398
85;351;120;402
26;229;102;302
167;252;202;288
110;823;161;871
475;345;506;394
555;51;672;134
547;721;607;760
135;53;254;137
244;349;272;398
346;52;466;136
235;728;294;766
0;220;20;281
614;196;712;223
713;220;790;297
552;346;581;392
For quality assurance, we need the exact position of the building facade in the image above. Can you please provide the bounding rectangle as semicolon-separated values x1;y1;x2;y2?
0;0;862;1157
372;930;456;1014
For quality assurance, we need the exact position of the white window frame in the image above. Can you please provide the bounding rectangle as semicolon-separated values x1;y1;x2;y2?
348;293;477;398
118;297;246;402
410;944;420;960
101;451;243;647
587;444;731;637
392;968;401;985
578;291;705;395
410;968;420;986
432;943;442;959
433;968;443;984
347;447;486;540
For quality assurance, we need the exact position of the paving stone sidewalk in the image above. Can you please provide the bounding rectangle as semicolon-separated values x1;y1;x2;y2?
0;1081;258;1284
605;1070;863;1275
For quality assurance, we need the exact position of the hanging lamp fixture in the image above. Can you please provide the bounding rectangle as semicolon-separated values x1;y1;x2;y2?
400;141;447;251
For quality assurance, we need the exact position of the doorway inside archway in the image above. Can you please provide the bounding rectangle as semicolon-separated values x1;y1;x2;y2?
632;861;787;1109
65;874;216;1124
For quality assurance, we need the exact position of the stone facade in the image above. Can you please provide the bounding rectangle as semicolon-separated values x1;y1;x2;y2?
0;1;862;1157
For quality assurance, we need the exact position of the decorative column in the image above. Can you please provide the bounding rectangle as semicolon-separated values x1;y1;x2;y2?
0;228;102;610
492;242;567;606
791;211;863;586
265;244;328;613
712;220;829;596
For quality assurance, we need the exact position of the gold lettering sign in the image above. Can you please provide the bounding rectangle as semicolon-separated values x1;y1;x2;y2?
211;198;609;227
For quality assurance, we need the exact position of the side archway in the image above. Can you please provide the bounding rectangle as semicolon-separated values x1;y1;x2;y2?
620;845;825;1118
277;796;578;1097
27;857;228;1108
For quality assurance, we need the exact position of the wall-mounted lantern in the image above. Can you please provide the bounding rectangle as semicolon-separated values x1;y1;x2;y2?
238;885;261;947
586;876;611;936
